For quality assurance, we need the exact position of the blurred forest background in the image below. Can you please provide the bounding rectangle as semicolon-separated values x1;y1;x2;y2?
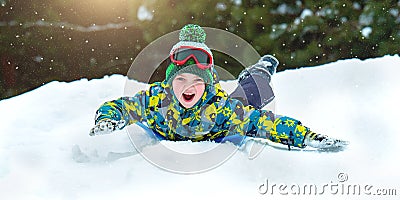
1;0;399;99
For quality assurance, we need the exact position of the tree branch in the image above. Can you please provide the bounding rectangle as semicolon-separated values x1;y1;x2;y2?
0;20;137;32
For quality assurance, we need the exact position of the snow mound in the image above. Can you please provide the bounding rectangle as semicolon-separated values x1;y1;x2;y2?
1;55;400;199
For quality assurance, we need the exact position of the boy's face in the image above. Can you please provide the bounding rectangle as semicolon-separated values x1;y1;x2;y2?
172;73;206;108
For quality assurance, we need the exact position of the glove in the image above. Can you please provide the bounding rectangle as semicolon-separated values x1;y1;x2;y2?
89;119;126;136
304;131;349;149
238;55;279;83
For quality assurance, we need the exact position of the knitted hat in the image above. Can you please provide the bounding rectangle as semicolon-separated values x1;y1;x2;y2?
165;24;214;85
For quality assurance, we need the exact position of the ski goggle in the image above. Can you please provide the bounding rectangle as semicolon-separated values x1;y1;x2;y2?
170;46;213;70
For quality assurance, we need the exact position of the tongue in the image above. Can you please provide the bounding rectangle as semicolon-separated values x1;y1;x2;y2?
183;93;195;101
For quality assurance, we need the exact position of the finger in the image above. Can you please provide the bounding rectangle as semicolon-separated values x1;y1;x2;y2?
90;126;101;136
107;122;114;132
100;122;107;131
334;139;349;147
89;128;95;136
117;120;126;129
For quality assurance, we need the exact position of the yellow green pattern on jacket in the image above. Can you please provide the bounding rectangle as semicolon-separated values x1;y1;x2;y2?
95;81;310;148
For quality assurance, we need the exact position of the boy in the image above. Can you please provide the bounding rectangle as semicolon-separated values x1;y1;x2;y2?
90;24;347;150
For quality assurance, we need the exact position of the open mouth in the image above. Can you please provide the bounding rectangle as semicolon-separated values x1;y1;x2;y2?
182;93;195;102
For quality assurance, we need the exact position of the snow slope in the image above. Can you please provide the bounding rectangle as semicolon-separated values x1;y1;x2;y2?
1;56;400;200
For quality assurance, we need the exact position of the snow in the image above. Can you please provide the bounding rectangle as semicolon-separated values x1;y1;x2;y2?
231;0;242;6
359;12;374;26
300;9;313;19
137;6;153;21
1;56;400;199
361;27;372;38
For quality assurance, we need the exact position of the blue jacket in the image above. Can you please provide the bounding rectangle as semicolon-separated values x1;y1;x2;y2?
95;79;311;148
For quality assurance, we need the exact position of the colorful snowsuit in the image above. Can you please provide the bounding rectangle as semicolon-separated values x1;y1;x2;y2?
95;72;311;148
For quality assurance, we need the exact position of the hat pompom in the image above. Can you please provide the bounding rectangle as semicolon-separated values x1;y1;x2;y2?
179;24;206;43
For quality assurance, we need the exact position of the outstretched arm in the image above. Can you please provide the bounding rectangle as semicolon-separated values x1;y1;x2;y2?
90;90;147;136
223;99;347;149
255;110;348;149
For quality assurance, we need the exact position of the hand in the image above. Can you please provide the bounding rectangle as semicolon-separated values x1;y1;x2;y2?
89;119;126;136
304;132;349;149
